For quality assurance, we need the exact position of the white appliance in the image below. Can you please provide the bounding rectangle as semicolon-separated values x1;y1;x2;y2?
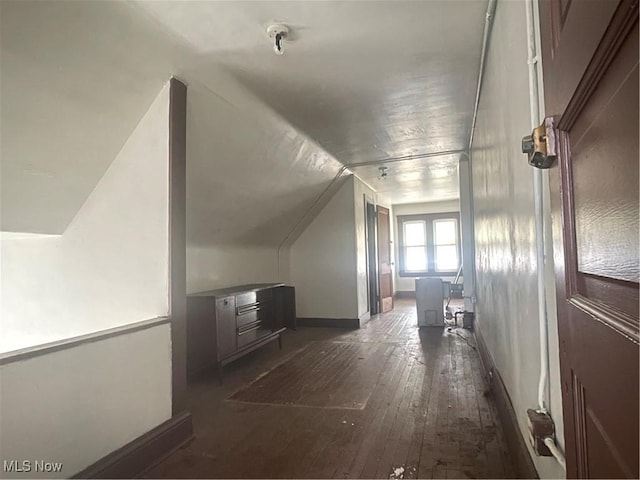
415;278;445;327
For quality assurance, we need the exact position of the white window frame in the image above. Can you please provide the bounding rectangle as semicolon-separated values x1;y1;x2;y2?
397;212;461;277
433;218;459;272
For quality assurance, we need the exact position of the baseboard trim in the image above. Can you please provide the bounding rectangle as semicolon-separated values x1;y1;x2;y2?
73;411;193;479
394;291;416;299
474;324;492;379
474;326;539;479
359;311;371;327
297;317;360;329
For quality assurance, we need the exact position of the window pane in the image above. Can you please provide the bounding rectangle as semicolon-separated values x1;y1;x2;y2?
403;221;425;246
435;245;458;271
405;247;427;271
434;220;457;246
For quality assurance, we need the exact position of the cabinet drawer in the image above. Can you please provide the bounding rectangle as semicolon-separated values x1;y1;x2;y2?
236;303;271;329
237;323;271;348
236;289;273;309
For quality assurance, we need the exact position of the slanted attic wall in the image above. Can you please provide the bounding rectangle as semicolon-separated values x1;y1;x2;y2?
184;81;343;293
1;84;171;352
290;175;388;322
0;84;173;478
291;176;359;320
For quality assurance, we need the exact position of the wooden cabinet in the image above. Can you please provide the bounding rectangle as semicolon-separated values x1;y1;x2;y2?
186;283;296;380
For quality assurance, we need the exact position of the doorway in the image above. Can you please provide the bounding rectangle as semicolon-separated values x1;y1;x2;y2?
365;201;379;316
366;202;394;316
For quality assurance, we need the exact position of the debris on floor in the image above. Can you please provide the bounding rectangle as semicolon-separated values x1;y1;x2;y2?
389;464;417;479
389;465;405;479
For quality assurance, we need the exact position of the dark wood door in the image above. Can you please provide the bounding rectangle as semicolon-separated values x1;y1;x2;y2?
540;1;639;477
377;206;393;313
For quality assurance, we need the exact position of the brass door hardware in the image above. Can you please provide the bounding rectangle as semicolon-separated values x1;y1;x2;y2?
522;117;557;169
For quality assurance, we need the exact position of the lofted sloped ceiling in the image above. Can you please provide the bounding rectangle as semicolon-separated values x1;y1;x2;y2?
185;79;343;247
349;154;462;205
1;0;487;243
134;0;486;207
0;0;191;234
134;1;485;161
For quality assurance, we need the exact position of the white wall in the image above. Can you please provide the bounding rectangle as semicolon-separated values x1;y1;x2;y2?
392;200;461;292
290;174;392;320
470;2;564;478
354;177;383;320
0;324;172;478
0;84;173;476
459;157;476;311
186;245;278;293
290;175;359;320
1;84;170;353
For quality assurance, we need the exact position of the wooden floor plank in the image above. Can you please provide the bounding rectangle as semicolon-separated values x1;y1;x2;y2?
403;332;443;479
364;355;421;478
342;348;415;478
143;299;516;479
311;344;400;479
378;343;431;479
417;330;449;479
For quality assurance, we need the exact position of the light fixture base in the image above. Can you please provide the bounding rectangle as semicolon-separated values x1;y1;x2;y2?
267;24;290;55
266;24;290;39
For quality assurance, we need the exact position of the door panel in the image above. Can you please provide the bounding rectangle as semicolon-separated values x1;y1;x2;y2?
543;0;618;113
541;0;639;477
377;206;393;313
570;26;638;284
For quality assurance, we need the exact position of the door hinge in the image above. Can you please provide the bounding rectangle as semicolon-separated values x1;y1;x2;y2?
522;116;558;169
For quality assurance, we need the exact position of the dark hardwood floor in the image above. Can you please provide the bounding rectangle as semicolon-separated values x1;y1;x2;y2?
144;299;515;479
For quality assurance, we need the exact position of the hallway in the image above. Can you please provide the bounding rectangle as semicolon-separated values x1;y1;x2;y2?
145;300;515;479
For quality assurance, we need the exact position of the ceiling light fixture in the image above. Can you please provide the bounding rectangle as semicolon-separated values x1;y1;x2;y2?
267;24;289;55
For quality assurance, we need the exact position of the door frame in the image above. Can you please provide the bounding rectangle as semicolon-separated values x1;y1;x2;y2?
365;199;379;316
540;1;639;476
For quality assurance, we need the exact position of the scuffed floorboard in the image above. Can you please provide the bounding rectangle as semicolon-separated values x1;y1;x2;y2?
144;300;515;479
